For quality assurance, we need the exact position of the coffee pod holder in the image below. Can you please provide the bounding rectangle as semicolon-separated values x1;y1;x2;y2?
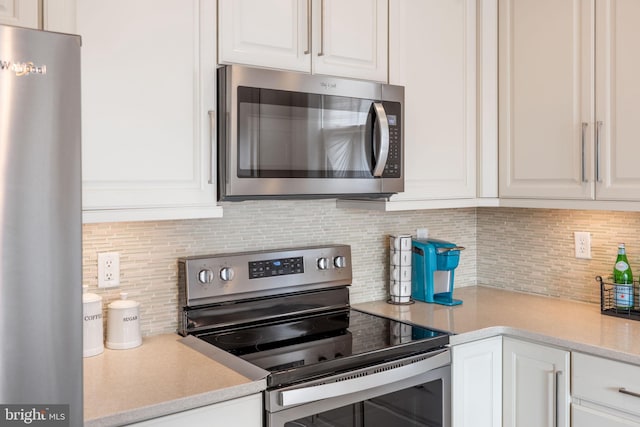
388;234;414;305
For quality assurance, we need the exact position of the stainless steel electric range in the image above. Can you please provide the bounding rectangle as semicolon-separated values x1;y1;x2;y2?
179;245;452;427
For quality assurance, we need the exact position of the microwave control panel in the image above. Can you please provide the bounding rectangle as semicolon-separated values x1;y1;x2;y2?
382;101;402;178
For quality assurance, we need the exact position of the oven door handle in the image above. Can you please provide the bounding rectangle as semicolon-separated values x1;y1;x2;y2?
278;348;449;407
371;102;390;177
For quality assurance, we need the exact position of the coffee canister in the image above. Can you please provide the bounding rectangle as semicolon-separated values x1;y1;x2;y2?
82;285;104;357
106;292;141;350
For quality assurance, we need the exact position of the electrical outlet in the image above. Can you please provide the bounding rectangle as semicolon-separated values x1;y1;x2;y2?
574;232;592;259
98;252;120;288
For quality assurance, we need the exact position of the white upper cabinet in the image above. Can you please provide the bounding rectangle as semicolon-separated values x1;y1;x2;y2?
79;0;221;222
337;0;481;211
0;0;38;28
499;0;594;200
218;0;309;73
389;0;476;202
310;0;387;82
218;0;388;82
499;0;640;203
594;0;640;201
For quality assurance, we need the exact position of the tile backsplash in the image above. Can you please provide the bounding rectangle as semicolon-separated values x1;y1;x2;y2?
83;201;477;336
477;207;640;303
85;203;640;337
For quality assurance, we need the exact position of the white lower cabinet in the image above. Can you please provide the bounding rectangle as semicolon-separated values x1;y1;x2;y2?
453;337;640;427
452;336;502;427
572;352;640;426
128;394;263;427
573;404;640;427
503;337;570;427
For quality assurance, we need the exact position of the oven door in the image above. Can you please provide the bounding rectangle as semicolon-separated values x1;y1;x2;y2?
266;349;451;427
218;65;404;200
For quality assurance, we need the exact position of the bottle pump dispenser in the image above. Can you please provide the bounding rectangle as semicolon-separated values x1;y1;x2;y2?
411;238;465;306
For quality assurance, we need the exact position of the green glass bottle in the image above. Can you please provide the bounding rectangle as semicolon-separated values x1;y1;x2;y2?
613;243;633;308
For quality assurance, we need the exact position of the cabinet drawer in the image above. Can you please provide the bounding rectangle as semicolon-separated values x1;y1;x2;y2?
573;352;640;417
572;404;640;427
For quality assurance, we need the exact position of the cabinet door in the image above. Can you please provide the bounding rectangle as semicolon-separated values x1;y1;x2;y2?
218;0;309;73
0;0;38;28
80;0;221;222
452;337;502;427
388;0;476;201
312;0;388;82
595;0;640;200
129;394;263;427
503;338;570;427
499;0;594;199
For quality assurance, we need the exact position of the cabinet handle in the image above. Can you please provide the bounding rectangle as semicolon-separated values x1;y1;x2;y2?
208;110;215;185
550;370;562;427
596;120;603;183
304;0;311;55
318;0;325;56
581;122;588;183
619;387;640;399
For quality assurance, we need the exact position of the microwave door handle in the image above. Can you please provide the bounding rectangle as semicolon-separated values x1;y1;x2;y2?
371;102;390;177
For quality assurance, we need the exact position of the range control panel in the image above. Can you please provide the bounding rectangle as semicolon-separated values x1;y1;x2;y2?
249;257;304;279
179;245;352;307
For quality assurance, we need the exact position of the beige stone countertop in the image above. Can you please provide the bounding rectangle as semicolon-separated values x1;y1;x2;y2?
84;334;267;427
353;286;640;366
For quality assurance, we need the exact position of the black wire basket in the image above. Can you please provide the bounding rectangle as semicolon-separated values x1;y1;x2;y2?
596;275;640;321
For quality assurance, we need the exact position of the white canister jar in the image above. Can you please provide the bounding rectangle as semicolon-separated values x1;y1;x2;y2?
106;292;141;350
82;285;104;357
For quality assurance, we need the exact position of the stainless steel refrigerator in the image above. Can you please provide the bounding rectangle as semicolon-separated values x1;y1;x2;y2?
0;24;82;425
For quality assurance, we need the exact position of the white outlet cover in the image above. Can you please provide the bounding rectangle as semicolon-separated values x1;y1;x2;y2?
98;252;120;288
574;232;592;259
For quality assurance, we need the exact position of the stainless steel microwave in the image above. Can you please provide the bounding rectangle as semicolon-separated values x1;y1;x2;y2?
217;65;404;200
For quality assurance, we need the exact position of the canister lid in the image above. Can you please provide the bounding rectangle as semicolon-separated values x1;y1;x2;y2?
108;292;140;309
82;285;102;304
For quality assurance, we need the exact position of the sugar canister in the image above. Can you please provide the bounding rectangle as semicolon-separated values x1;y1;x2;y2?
106;292;141;350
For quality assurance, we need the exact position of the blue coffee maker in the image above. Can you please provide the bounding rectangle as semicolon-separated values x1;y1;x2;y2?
411;238;465;306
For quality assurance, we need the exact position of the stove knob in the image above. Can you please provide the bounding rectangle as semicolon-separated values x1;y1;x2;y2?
317;257;329;270
197;269;214;284
219;267;235;282
333;256;347;269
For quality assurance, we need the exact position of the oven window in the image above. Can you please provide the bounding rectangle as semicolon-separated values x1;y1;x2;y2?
284;380;443;427
237;86;375;179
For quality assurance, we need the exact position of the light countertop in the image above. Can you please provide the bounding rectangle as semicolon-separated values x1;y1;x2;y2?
86;286;640;425
83;334;266;427
354;285;640;365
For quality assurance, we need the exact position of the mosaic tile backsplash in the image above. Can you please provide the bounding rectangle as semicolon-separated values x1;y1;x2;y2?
83;201;477;336
84;203;640;337
477;208;640;304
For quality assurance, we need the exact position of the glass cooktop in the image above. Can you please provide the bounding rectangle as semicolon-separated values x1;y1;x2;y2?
196;309;450;387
